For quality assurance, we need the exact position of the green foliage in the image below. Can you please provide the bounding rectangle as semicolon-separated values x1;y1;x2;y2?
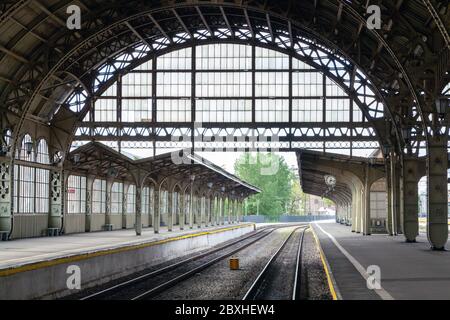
288;179;307;215
323;197;334;208
234;153;295;219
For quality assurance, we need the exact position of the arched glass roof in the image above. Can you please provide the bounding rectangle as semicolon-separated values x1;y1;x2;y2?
72;43;382;157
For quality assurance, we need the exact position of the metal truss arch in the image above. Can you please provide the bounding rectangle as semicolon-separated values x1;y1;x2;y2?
0;1;446;157
49;23;405;155
50;38;390;152
0;3;393;150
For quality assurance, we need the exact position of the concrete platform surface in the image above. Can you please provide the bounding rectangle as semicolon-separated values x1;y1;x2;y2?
313;221;450;300
0;223;253;270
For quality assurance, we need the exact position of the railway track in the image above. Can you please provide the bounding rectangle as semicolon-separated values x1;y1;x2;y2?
80;226;290;300
242;226;308;300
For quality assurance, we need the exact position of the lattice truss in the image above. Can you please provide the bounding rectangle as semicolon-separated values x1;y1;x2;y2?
66;12;386;153
0;1;447;156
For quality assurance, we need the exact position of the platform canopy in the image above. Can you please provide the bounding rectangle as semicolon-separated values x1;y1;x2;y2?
67;141;261;197
297;149;385;206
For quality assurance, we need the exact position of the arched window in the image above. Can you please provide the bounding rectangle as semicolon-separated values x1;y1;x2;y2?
127;184;136;214
184;190;191;225
141;186;150;214
160;183;169;226
13;135;50;214
13;164;34;213
418;176;428;219
35;168;49;213
36;139;50;164
84;43;367;124
92;179;106;214
75;43;384;157
111;182;124;214
67;175;87;214
370;178;388;232
13;166;49;214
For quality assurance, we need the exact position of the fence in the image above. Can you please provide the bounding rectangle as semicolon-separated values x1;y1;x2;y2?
242;215;335;223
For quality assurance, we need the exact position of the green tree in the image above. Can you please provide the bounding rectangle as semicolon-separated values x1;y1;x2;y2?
288;179;307;215
323;198;335;208
234;153;293;219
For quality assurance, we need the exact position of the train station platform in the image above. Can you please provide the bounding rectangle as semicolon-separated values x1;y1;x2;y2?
0;223;255;299
313;221;450;300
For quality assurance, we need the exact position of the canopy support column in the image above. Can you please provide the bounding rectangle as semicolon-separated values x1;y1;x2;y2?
135;185;142;236
427;136;448;250
0;160;12;239
403;158;421;242
153;186;160;234
168;191;173;232
363;164;372;235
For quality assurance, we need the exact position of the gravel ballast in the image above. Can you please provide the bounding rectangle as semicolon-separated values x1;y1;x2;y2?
300;229;333;300
152;227;296;300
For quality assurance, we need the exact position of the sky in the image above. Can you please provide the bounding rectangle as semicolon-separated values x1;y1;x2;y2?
122;147;299;175
198;152;298;174
116;144;445;199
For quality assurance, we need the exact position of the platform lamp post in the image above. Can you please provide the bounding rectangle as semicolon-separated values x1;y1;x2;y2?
402;126;412;154
435;96;448;121
24;140;33;156
189;174;195;229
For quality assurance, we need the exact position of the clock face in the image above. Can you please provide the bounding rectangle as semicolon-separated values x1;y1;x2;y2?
325;175;336;186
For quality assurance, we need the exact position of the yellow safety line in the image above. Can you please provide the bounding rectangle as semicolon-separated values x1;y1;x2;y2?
310;225;339;300
0;223;255;277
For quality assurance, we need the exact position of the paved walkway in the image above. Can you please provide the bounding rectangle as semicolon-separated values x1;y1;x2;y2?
313;221;450;300
0;223;251;270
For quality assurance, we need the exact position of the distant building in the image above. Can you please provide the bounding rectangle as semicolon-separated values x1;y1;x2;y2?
417;170;450;216
305;194;335;215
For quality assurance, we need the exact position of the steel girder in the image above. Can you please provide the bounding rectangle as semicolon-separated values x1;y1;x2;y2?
15;10;392;155
0;1;447;158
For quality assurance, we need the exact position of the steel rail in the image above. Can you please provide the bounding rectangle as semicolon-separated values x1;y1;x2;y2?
130;227;281;300
80;226;280;300
242;226;307;300
292;226;308;300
